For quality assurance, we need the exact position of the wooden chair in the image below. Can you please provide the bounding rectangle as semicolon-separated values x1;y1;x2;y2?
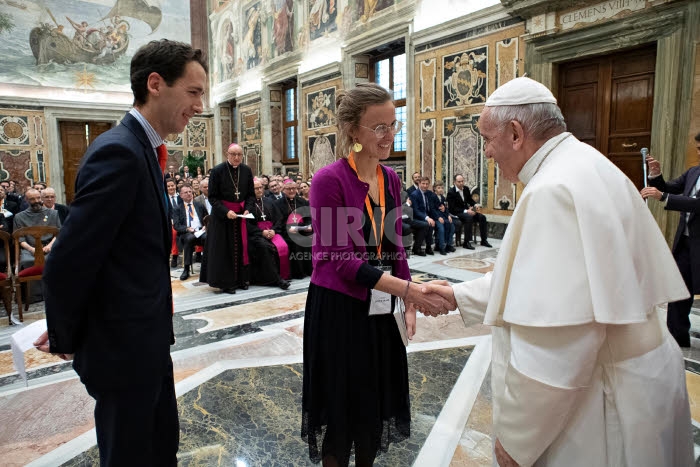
0;230;14;324
12;226;60;322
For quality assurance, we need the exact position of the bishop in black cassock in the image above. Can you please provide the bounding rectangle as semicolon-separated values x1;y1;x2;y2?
202;144;254;293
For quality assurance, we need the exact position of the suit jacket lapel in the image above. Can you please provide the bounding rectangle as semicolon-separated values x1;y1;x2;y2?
120;113;170;250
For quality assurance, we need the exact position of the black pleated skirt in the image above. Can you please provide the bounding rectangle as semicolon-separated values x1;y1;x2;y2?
301;282;410;465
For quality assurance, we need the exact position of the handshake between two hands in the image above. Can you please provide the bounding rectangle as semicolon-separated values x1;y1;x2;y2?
405;279;457;318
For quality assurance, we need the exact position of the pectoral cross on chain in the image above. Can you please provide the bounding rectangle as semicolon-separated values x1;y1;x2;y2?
292;214;299;223
235;190;241;198
261;212;266;221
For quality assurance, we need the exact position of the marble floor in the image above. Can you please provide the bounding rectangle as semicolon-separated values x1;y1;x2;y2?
0;240;698;466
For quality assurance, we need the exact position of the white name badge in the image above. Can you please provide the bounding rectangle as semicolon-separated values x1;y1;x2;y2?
368;289;393;316
368;266;394;316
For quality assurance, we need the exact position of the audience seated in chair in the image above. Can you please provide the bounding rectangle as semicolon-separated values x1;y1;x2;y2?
41;187;70;224
173;185;207;281
447;174;492;248
400;186;429;256
0;184;20;217
12;225;59;320
430;181;456;255
408;177;435;255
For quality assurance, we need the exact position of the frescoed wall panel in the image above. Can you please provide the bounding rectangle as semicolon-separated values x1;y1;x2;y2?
306;86;337;131
0;0;191;94
0;109;49;186
309;0;337;40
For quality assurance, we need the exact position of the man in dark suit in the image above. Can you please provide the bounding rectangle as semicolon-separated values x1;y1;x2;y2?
406;171;421;195
642;132;700;347
165;178;181;267
165;165;177;180
173;185;207;280
0;181;20;214
409;176;435;255
447;174;492;249
265;180;283;200
41;187;70;224
35;40;207;466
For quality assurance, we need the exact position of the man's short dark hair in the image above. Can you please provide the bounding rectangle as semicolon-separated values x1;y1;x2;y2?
453;173;463;181
130;39;208;106
420;176;431;183
695;131;700;142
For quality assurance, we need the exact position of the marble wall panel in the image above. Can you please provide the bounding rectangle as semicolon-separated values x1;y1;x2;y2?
187;120;208;148
496;37;518;88
443;46;488;108
420;58;437;113
0;150;32;189
271;105;283;163
166;150;185;173
308;133;336;174
421;119;436;181
443;115;483;199
245;144;261;175
0;116;30;146
494;161;516;211
241;106;262;143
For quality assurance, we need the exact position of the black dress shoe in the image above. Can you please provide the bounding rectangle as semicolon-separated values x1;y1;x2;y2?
179;269;190;281
222;287;236;294
278;280;291;290
447;245;456;252
439;249;447;255
481;240;493;248
425;248;434;255
240;283;249;290
464;242;475;250
170;255;178;268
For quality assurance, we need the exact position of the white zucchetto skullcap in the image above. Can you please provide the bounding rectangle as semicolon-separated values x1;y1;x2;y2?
485;77;557;107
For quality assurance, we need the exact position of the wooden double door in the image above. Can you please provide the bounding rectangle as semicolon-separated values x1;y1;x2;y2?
558;45;656;189
59;121;112;204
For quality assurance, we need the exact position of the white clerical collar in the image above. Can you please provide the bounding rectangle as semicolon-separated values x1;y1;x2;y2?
518;132;571;185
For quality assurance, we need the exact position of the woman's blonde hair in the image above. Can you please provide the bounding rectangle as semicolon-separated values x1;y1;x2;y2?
336;83;393;158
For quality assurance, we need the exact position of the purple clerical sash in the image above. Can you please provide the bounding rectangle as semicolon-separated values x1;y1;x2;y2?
258;220;290;280
222;200;249;265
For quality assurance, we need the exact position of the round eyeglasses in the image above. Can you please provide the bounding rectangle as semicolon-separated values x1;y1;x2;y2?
357;121;403;139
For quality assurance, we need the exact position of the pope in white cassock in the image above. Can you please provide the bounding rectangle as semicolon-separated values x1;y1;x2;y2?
423;77;694;466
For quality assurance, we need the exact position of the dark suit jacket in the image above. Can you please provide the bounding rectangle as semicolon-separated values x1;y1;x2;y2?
446;186;475;216
409;189;432;221
406;184;419;195
166;194;181;221
43;112;173;390
648;166;700;291
2;198;19;215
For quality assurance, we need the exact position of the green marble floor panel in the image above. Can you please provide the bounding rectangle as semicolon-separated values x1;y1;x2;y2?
61;346;472;466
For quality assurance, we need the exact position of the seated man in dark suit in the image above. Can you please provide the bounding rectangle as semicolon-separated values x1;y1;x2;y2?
41;187;70;224
408;176;435;255
446;174;492;248
400;186;429;256
431;181;456;255
173;185;207;281
165;179;181;267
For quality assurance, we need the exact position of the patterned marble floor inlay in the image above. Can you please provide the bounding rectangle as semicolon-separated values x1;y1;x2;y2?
61;347;473;466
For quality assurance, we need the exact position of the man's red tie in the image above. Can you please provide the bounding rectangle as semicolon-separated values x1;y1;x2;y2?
157;144;167;174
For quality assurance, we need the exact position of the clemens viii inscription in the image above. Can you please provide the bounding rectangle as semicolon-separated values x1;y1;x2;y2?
559;0;646;31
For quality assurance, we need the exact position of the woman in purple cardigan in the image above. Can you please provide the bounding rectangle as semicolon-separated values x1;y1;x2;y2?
301;83;451;466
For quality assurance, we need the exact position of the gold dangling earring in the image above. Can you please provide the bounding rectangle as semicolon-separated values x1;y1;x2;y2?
352;140;363;153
